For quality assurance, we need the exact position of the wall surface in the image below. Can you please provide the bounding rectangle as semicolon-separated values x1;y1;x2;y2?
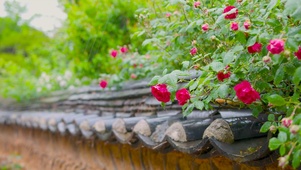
0;125;285;170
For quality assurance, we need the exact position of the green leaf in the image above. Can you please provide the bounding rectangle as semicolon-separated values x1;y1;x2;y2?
149;76;160;85
232;45;244;53
284;62;296;75
142;38;158;46
194;100;204;110
268;114;275;121
186;21;196;32
292;6;301;21
279;144;286;156
287;38;299;49
293;67;301;85
189;80;199;91
183;104;194;117
235;31;247;44
274;66;284;85
223;51;235;65
210;61;225;72
215;14;225;26
292;150;301;168
195;19;203;26
266;0;278;12
182;61;190;69
217;84;229;98
267;94;286;106
260;121;271;133
246;36;257;46
292;92;300;103
284;0;301;15
268;137;282;150
161;102;166;109
278;131;287;142
228;0;236;5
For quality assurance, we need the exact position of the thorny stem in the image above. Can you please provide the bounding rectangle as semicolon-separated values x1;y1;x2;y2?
182;6;190;25
287;142;297;157
290;104;300;118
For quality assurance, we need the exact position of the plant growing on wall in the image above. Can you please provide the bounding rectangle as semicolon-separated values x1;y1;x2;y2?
136;0;301;168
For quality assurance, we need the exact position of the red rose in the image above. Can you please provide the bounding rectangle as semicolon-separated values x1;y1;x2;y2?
99;80;108;89
247;42;262;53
110;50;118;58
217;71;231;82
120;46;128;53
244;21;250;29
230;22;239;31
267;39;285;54
151;84;171;103
176;88;191;105
223;6;238;19
194;1;201;8
294;47;301;60
190;47;197;55
202;23;209;31
234;80;260;104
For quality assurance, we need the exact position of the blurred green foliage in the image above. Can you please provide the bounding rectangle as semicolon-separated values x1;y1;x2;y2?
0;0;148;101
58;0;148;78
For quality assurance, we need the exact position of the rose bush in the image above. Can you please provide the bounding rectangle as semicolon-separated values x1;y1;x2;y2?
133;0;301;168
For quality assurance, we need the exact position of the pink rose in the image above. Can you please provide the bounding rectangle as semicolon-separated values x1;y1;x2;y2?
247;42;262;53
294;47;301;60
176;88;191;105
190;47;197;55
217;71;231;82
244;21;250;29
230;22;239;31
99;80;108;89
223;6;238;19
234;80;260;104
267;39;285;54
120;46;128;53
202;23;209;31
166;13;171;18
194;1;201;8
151;84;171;103
110;50;118;58
282;118;292;128
130;73;137;79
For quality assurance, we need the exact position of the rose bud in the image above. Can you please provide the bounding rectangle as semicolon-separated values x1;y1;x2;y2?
290;125;299;135
281;118;292;128
262;56;271;63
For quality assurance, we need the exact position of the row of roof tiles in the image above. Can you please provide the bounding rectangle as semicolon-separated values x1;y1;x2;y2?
0;109;276;166
0;74;280;167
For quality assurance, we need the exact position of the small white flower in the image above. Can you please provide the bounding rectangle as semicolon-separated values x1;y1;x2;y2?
56;76;62;82
68;85;75;90
64;71;72;79
59;80;67;87
37;88;42;93
46;84;52;90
